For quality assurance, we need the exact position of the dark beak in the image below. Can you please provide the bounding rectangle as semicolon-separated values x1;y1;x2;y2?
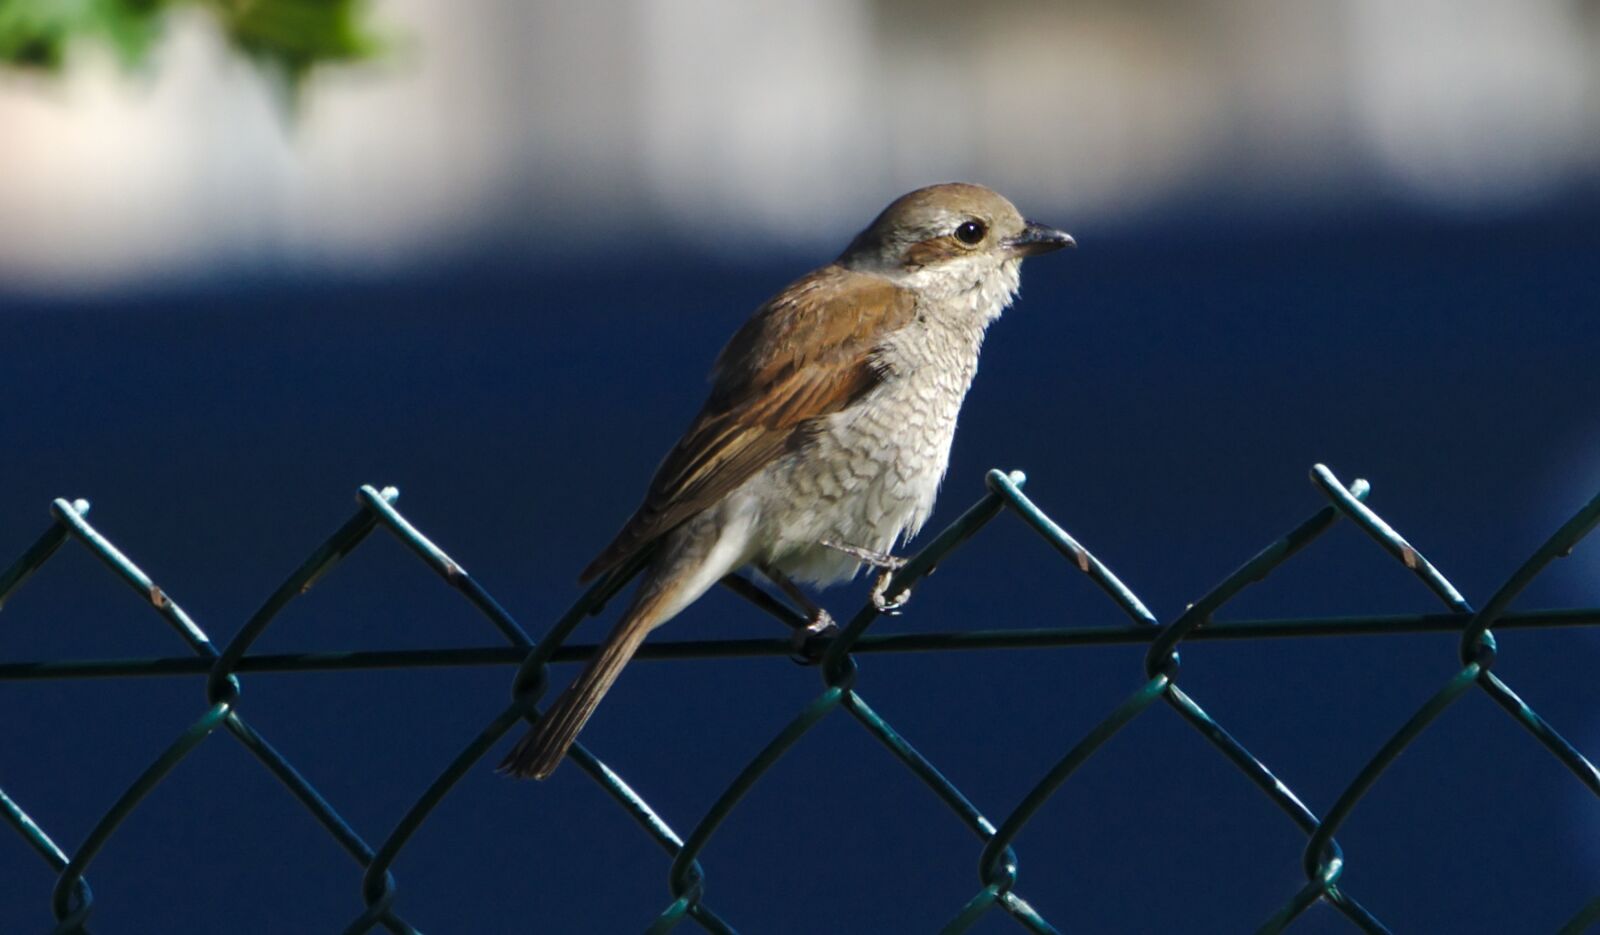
1006;221;1076;257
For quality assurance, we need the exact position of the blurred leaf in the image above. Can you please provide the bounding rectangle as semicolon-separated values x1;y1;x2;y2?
0;0;91;70
214;0;377;91
92;0;166;65
0;0;377;92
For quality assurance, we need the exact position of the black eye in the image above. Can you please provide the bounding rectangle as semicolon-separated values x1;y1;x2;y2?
954;219;986;245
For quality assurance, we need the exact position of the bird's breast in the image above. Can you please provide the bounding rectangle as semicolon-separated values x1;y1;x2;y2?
755;311;990;585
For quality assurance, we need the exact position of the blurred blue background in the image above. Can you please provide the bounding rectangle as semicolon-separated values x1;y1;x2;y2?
2;2;1598;933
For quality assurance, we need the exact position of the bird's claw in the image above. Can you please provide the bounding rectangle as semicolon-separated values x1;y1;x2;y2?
789;609;838;665
818;540;911;615
871;570;911;616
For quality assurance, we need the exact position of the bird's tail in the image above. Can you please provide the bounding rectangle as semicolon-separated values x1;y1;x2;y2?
497;594;663;780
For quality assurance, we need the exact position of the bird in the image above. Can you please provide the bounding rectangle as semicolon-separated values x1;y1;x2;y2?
499;182;1073;779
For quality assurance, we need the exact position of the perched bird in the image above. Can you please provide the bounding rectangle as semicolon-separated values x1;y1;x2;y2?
500;182;1073;779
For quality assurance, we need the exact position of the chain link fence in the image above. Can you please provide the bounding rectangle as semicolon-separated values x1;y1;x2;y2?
3;464;1597;933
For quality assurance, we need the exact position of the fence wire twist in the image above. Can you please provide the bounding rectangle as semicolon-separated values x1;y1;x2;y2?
3;465;1598;933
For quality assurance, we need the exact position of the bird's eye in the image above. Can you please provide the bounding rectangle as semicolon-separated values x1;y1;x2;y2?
954;220;987;245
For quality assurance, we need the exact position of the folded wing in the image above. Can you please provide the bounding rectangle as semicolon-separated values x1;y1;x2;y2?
579;265;917;582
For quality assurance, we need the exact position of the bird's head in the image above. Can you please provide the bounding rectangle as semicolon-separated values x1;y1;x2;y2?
838;182;1074;305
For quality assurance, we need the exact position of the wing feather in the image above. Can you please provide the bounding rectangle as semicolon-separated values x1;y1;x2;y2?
579;265;916;582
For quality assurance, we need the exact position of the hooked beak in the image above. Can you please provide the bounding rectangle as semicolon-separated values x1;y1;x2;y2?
1006;221;1076;257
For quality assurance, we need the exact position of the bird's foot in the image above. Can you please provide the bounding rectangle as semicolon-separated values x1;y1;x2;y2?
755;562;840;664
871;571;912;615
820;540;911;615
790;608;838;665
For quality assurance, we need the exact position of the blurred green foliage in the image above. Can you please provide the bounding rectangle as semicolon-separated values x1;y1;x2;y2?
0;0;375;89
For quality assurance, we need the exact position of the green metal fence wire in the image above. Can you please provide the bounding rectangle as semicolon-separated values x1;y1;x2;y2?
3;464;1598;933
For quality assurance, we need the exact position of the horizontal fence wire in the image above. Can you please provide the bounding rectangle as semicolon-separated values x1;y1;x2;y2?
2;465;1598;933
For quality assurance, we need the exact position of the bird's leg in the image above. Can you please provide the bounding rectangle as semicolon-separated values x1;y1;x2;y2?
819;539;912;615
756;563;837;663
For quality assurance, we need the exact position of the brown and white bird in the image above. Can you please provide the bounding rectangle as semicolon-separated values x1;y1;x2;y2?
500;182;1073;779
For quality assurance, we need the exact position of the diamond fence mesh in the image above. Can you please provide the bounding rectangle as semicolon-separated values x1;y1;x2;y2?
2;464;1598;933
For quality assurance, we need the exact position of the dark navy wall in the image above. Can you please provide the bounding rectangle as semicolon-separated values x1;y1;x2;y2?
2;203;1597;933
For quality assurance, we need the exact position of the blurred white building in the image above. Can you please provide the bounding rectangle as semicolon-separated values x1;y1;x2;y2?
1;0;1597;288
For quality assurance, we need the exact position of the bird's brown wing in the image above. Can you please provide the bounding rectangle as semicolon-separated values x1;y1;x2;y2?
579;264;917;582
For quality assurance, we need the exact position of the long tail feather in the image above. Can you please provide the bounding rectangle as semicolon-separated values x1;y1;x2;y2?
498;604;658;780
